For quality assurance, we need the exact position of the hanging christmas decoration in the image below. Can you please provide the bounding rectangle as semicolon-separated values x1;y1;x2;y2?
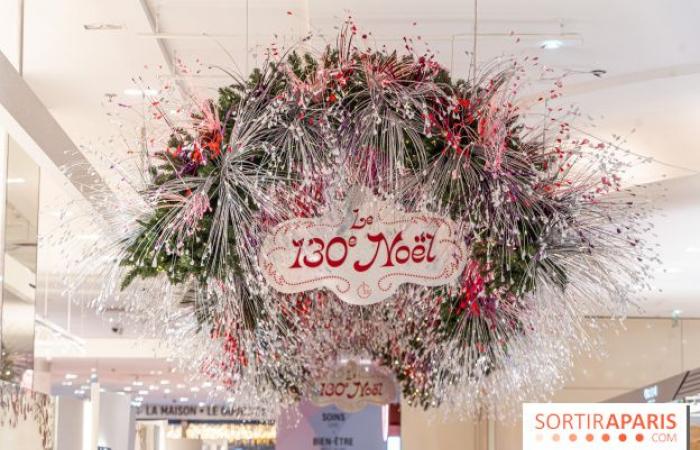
54;19;655;418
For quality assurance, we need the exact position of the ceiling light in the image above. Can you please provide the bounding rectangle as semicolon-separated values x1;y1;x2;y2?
176;384;186;389
149;385;159;391
160;380;170;385
202;382;212;388
134;396;144;402
138;390;148;395
190;387;200;392
123;386;132;392
6;177;25;184
124;88;158;97
686;246;700;253
133;381;144;386
163;388;171;394
74;389;85;395
179;397;189;403
65;373;78;380
61;381;73;386
83;23;124;31
198;402;205;407
540;39;564;50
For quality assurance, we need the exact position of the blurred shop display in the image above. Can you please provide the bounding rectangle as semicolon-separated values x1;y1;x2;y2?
0;380;53;449
134;415;275;450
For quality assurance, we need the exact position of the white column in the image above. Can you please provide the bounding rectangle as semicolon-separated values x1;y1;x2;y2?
88;382;101;450
55;396;86;450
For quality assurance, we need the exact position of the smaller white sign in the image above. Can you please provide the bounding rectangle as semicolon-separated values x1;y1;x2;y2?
311;361;398;412
523;403;688;450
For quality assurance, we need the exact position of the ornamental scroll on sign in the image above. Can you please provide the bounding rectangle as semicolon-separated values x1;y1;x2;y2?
259;193;467;305
310;361;398;412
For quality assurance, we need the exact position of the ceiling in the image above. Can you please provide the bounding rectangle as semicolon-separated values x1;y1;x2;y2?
3;0;700;402
19;0;700;185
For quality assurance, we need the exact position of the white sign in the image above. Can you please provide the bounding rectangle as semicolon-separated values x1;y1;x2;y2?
134;404;266;421
259;195;467;304
311;361;398;412
523;403;688;450
276;401;385;450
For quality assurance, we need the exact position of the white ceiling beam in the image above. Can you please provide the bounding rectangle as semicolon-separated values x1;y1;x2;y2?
136;0;191;98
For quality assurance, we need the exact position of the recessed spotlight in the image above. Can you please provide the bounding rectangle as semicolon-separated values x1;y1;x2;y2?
540;39;564;50
179;397;189;403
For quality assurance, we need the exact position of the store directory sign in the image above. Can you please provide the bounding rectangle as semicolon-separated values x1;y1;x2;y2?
277;400;385;450
524;403;689;450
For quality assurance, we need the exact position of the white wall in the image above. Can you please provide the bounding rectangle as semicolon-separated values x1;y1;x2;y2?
98;391;135;450
55;396;85;450
0;0;22;70
402;410;487;450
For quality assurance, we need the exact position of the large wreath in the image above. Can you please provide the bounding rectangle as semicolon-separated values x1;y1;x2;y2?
67;21;650;416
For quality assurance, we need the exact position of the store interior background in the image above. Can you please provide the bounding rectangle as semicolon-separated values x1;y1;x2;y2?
1;0;700;449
